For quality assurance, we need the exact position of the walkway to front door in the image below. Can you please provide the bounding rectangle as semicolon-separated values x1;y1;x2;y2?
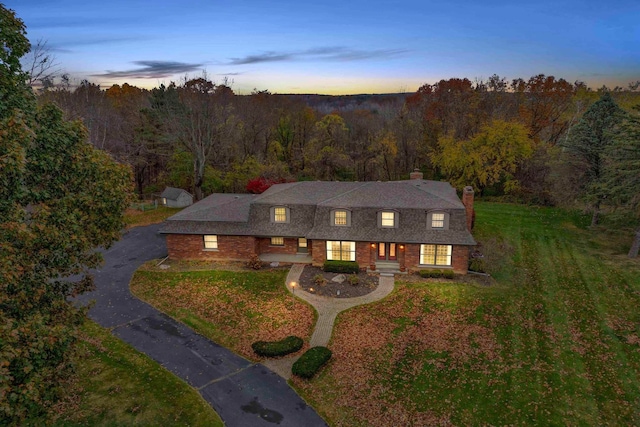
263;264;395;380
377;242;397;261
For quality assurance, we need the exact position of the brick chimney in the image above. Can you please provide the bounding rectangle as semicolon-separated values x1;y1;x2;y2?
462;186;475;232
410;168;423;180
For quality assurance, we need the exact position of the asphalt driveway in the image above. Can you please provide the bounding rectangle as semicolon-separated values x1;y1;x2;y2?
76;224;326;427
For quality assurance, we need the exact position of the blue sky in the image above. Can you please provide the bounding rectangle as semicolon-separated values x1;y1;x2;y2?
6;0;639;94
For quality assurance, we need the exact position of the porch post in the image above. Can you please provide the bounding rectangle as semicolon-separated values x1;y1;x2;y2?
369;242;376;270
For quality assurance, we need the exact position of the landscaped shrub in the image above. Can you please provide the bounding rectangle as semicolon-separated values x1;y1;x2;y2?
292;346;332;379
246;254;262;270
469;257;487;273
347;274;359;286
323;260;359;274
252;336;304;357
418;269;455;279
313;274;327;286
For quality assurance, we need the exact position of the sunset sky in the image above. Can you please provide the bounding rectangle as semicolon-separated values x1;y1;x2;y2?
6;0;639;94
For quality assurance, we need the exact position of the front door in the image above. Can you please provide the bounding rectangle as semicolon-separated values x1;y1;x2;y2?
377;242;397;261
297;237;308;253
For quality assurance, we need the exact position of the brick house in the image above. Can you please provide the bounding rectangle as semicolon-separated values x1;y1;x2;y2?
160;172;476;274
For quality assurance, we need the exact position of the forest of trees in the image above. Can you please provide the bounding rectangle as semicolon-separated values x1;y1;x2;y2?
35;75;640;206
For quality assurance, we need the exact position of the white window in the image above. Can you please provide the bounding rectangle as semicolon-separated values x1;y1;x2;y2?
381;211;395;227
326;241;356;261
331;209;351;226
420;244;452;266
431;213;445;228
161;197;167;205
271;237;284;246
203;235;218;249
274;207;287;222
334;210;348;226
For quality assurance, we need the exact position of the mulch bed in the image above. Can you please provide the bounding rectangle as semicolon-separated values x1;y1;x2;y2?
297;266;379;298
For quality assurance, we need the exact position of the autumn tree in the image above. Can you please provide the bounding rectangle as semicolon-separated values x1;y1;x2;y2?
372;130;399;181
285;104;316;174
306;114;351;180
0;6;133;422
407;78;482;142
235;89;277;161
512;74;576;145
562;93;625;226
105;83;156;196
156;77;236;200
342;109;384;180
434;120;534;194
41;79;116;151
479;74;513;121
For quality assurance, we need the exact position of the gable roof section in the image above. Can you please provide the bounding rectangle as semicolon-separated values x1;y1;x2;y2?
252;181;365;205
161;187;192;200
167;193;255;222
317;180;463;209
161;193;255;235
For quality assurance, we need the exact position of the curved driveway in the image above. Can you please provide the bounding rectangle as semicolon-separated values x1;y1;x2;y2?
76;224;327;427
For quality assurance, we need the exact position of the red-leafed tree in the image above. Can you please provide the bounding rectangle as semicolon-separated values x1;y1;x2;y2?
246;177;273;193
246;176;294;194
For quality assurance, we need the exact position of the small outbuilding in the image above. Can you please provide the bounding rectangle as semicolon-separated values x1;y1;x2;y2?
160;187;193;208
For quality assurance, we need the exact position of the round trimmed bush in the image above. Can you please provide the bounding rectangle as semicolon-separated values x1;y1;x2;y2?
292;346;332;379
252;336;303;357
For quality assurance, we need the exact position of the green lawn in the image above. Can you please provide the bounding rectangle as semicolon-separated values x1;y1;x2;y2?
293;202;640;426
124;206;183;228
130;267;316;360
44;321;222;426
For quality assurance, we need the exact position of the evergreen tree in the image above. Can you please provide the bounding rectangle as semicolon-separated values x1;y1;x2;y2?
563;93;625;226
0;6;133;422
604;107;640;257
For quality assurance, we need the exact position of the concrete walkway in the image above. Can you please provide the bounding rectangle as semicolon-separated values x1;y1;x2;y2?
263;265;395;379
76;225;327;427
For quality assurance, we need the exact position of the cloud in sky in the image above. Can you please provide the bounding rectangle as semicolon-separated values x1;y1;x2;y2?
48;36;146;53
27;16;134;30
228;46;408;65
92;60;204;79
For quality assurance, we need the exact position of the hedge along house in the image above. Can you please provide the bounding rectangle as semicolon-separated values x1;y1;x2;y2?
160;172;476;274
160;187;194;208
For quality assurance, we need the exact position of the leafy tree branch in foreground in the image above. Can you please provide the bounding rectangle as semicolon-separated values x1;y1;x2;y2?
0;5;133;422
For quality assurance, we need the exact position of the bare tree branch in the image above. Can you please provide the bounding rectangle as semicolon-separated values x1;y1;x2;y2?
22;39;61;90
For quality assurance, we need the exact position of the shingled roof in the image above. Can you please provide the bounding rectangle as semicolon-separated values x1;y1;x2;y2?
161;187;192;200
160;180;475;245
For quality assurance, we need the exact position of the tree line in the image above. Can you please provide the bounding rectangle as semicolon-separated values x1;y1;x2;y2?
37;75;639;202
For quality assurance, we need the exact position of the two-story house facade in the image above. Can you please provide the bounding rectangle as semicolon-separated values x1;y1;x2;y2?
160;173;476;274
